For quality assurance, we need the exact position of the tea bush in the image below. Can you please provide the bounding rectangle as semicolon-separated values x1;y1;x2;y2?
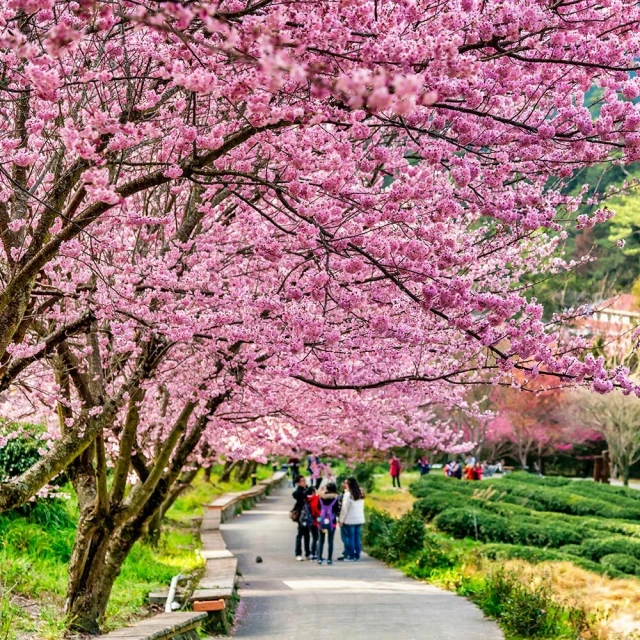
410;473;640;578
363;508;425;562
476;569;564;638
600;553;640;576
576;536;640;562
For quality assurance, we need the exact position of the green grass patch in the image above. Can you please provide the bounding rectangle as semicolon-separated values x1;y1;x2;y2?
0;465;264;639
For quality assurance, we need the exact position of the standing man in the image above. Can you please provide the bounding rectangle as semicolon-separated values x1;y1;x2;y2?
292;475;311;561
390;453;402;488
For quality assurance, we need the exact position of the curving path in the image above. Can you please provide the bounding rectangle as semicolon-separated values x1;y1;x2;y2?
221;487;503;640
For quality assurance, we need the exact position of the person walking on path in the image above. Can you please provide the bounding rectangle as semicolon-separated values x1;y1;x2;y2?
292;476;311;560
417;456;430;476
317;482;340;565
339;477;366;561
288;454;301;487
310;459;323;489
390;454;402;488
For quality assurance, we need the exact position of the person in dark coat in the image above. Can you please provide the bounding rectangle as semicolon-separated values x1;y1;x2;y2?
292;475;310;560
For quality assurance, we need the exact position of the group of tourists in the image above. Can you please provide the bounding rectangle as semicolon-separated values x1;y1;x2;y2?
445;456;504;480
286;454;334;488
291;475;366;565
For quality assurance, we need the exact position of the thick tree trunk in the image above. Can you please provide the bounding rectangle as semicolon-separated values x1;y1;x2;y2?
66;522;140;633
623;463;630;487
220;459;239;483
236;460;256;483
65;392;228;632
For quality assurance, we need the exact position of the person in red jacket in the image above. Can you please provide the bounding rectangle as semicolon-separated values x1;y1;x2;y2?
306;486;321;560
389;454;402;488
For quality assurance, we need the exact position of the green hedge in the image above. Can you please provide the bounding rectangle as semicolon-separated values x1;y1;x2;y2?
413;491;468;519
600;553;640;576
363;508;425;562
575;536;640;562
433;507;584;548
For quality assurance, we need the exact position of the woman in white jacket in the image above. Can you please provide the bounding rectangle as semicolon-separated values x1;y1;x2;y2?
339;477;366;561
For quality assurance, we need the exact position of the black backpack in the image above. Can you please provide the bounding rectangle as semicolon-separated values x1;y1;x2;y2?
300;501;314;527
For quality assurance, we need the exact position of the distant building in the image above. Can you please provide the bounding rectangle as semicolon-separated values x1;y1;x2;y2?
574;294;640;356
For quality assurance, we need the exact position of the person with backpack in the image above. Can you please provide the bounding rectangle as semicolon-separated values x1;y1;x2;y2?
316;482;340;565
339;477;366;561
389;453;402;488
292;475;311;561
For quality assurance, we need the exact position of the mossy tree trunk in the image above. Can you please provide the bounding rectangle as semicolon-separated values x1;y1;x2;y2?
64;391;227;633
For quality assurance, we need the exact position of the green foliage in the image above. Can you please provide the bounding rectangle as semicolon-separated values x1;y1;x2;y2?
412;491;467;519
406;534;459;580
434;508;511;543
361;507;395;555
387;511;425;561
480;543;564;565
408;473;640;581
576;536;640;562
502;472;572;488
0;424;49;482
432;507;584;548
600;553;640;577
336;462;376;494
473;570;565;639
362;508;424;562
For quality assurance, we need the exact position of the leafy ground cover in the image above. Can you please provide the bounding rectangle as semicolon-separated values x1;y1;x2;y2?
365;472;640;639
0;466;266;640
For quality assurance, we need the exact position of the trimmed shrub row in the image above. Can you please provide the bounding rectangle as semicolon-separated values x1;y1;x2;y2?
433;507;584;548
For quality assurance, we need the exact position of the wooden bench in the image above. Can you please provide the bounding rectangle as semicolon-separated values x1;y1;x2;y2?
101;612;207;640
258;470;287;494
150;471;284;614
207;491;249;523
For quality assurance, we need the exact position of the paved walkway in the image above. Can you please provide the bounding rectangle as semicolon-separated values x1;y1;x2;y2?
221;488;503;639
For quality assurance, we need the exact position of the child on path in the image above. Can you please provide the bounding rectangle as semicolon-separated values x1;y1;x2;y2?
307;486;321;560
317;482;340;565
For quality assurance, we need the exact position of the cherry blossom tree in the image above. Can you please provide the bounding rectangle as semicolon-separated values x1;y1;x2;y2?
0;0;639;631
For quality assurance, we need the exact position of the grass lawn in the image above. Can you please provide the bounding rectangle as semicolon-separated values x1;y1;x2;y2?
0;466;268;640
366;471;419;517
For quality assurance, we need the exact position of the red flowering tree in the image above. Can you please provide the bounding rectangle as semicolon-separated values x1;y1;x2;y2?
487;384;599;470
